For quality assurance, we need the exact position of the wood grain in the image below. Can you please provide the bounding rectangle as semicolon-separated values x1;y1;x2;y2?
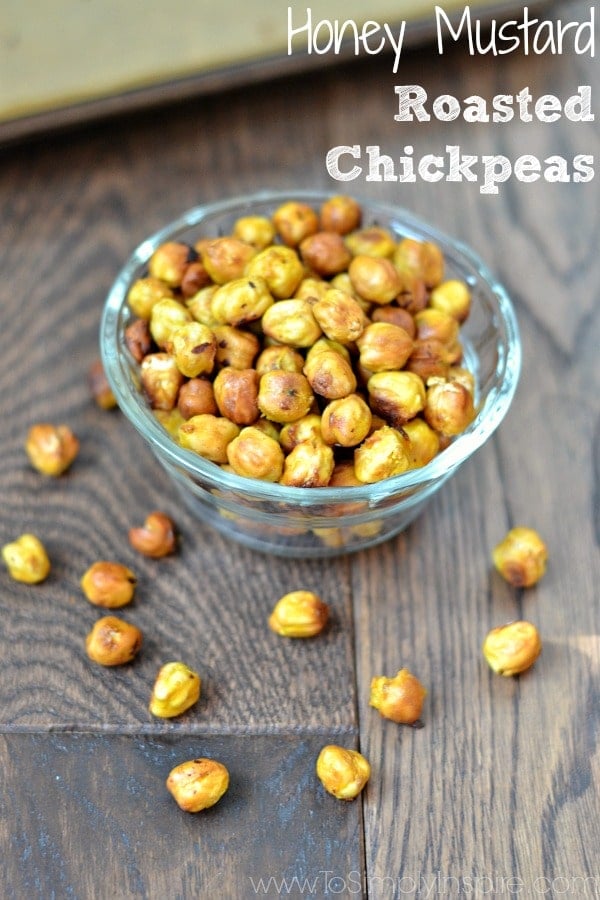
1;3;599;895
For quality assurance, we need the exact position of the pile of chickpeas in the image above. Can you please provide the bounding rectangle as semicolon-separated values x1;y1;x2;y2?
124;195;476;488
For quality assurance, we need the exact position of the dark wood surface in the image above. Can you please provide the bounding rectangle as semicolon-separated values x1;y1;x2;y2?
1;5;599;897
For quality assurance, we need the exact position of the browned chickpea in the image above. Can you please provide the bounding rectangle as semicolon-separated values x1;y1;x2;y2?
272;200;320;247
245;245;305;299
414;308;460;351
321;394;372;447
356;322;414;372
348;255;402;305
185;285;220;327
370;305;416;338
319;195;362;234
261;299;322;348
128;511;177;558
395;272;429;314
345;225;396;258
305;338;351;365
199;236;255;284
180;261;211;299
367;371;426;427
178;414;240;463
124;318;152;363
312;288;366;344
394;238;444;288
294;276;329;303
402;418;441;468
226;426;285;481
210;276;274;327
354;426;411;483
171;322;217;378
213;325;260;370
178;378;218;418
140;353;184;411
424;380;475;435
279;439;335;487
232;214;276;250
255;345;305;376
80;561;137;608
299;231;352;276
85;616;142;666
213;367;260;426
149;242;196;287
127;276;174;320
88;359;117;410
370;668;427;724
303;349;357;400
405;339;451;380
257;370;314;423
149;298;192;349
280;414;323;454
25;423;80;476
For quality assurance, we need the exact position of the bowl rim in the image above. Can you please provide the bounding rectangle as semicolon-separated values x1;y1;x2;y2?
100;189;521;506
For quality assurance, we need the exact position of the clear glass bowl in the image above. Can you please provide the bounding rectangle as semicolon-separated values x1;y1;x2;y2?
100;190;521;558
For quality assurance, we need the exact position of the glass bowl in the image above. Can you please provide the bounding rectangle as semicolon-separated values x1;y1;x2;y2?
100;190;521;558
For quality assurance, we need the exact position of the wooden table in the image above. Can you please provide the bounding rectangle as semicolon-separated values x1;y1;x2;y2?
1;6;598;897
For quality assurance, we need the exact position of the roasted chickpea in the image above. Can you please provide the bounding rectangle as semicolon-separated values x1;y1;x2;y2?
128;511;177;558
140;353;184;411
430;279;471;322
232;214;276;250
303;349;357;400
394;237;444;288
178;414;240;463
483;621;542;676
279;439;335;487
299;231;352;276
345;225;396;258
199;236;255;284
171;322;217;378
319;195;362;234
424;380;475;436
261;299;322;348
213;324;260;370
369;668;427;724
348;255;402;305
180;261;211;299
321;394;372;447
312;288;366;343
149;242;196;287
294;276;329;303
226;426;285;481
127;276;174;320
492;527;548;588
245;245;305;298
414;308;461;362
166;758;229;813
154;408;185;438
316;745;370;800
280;414;323;454
80;561;137;608
356;322;414;372
213;367;259;426
448;366;476;396
305;338;351;365
178;378;218;418
395;271;428;314
210;276;273;326
257;370;314;423
85;616;142;666
124;318;152;363
402;418;440;468
405;339;451;380
255;345;305;376
88;359;117;410
268;590;329;637
2;533;51;584
25;423;79;476
272;200;320;246
354;426;411;483
185;285;220;327
149;298;192;350
367;371;426;426
149;661;201;718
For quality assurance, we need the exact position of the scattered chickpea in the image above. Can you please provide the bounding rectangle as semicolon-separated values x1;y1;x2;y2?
369;668;427;725
316;745;371;800
128;511;177;558
482;620;542;676
166;758;229;813
268;590;329;638
492;527;548;588
85;616;142;666
25;423;79;477
149;661;201;718
2;533;51;584
80;561;137;608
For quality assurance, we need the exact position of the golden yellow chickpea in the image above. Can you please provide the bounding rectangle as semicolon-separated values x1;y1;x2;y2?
429;279;472;322
232;214;276;250
299;231;352;277
25;423;79;477
213;367;260;426
153;408;185;438
226;426;285;481
245;245;305;299
212;324;260;370
321;394;372;447
424;380;475;436
257;370;314;424
394;238;445;288
199;236;256;284
311;288;366;344
272;200;320;246
319;195;362;234
354;426;411;483
210;276;274;327
448;366;476;397
348;255;402;305
140;353;185;411
279;439;335;487
127;276;174;320
415;308;460;350
402;418;441;468
170;322;217;378
85;616;142;666
128;511;177;558
149;298;192;350
369;668;427;724
178;414;240;464
356;322;414;372
185;285;220;327
280;414;323;454
482;621;542;676
492;527;548;588
178;378;218;419
149;241;195;287
303;349;357;400
268;590;330;637
367;371;426;427
345;225;396;258
294;276;329;303
305;338;351;365
316;745;370;800
149;661;201;718
255;345;305;376
124;318;152;363
261;299;322;348
2;533;51;584
166;758;229;813
80;561;137;608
